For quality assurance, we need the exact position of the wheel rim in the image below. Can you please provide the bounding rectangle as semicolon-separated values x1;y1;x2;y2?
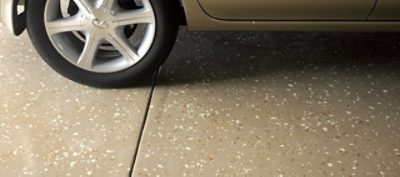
44;0;156;73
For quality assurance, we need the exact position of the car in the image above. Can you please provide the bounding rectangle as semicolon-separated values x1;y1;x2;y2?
1;0;400;87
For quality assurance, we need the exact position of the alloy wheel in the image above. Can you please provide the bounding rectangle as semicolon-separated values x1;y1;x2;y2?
44;0;156;73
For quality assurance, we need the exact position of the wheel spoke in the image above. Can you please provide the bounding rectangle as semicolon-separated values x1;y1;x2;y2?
101;0;116;9
106;31;140;63
73;0;94;15
77;33;101;69
46;15;84;35
113;8;155;27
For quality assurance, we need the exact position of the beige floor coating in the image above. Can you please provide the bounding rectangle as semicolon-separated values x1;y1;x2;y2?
1;25;400;177
0;26;152;176
133;31;400;176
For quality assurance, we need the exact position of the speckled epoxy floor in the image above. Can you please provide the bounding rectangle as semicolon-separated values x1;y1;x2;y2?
133;31;400;177
0;25;153;176
1;25;400;177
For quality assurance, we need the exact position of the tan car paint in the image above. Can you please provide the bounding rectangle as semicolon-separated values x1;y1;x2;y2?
182;0;400;31
369;0;400;20
197;0;375;20
2;0;400;35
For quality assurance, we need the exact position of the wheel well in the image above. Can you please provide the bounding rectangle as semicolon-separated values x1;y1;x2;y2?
176;0;187;25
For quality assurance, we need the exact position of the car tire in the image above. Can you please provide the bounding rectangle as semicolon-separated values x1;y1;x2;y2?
26;0;179;88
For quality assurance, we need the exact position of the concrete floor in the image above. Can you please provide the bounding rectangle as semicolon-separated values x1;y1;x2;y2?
1;25;400;177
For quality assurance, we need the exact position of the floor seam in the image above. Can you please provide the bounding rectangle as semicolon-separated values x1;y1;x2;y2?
128;69;160;177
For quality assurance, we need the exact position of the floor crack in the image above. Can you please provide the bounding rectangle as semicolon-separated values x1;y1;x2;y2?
128;69;160;177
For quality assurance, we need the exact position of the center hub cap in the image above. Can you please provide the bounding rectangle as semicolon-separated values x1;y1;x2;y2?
92;19;108;29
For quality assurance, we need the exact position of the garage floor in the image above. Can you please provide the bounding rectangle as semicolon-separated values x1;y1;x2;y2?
1;25;400;177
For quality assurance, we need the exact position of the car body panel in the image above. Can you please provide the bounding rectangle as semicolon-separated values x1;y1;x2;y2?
197;0;376;21
182;0;400;31
2;0;400;36
369;0;400;20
